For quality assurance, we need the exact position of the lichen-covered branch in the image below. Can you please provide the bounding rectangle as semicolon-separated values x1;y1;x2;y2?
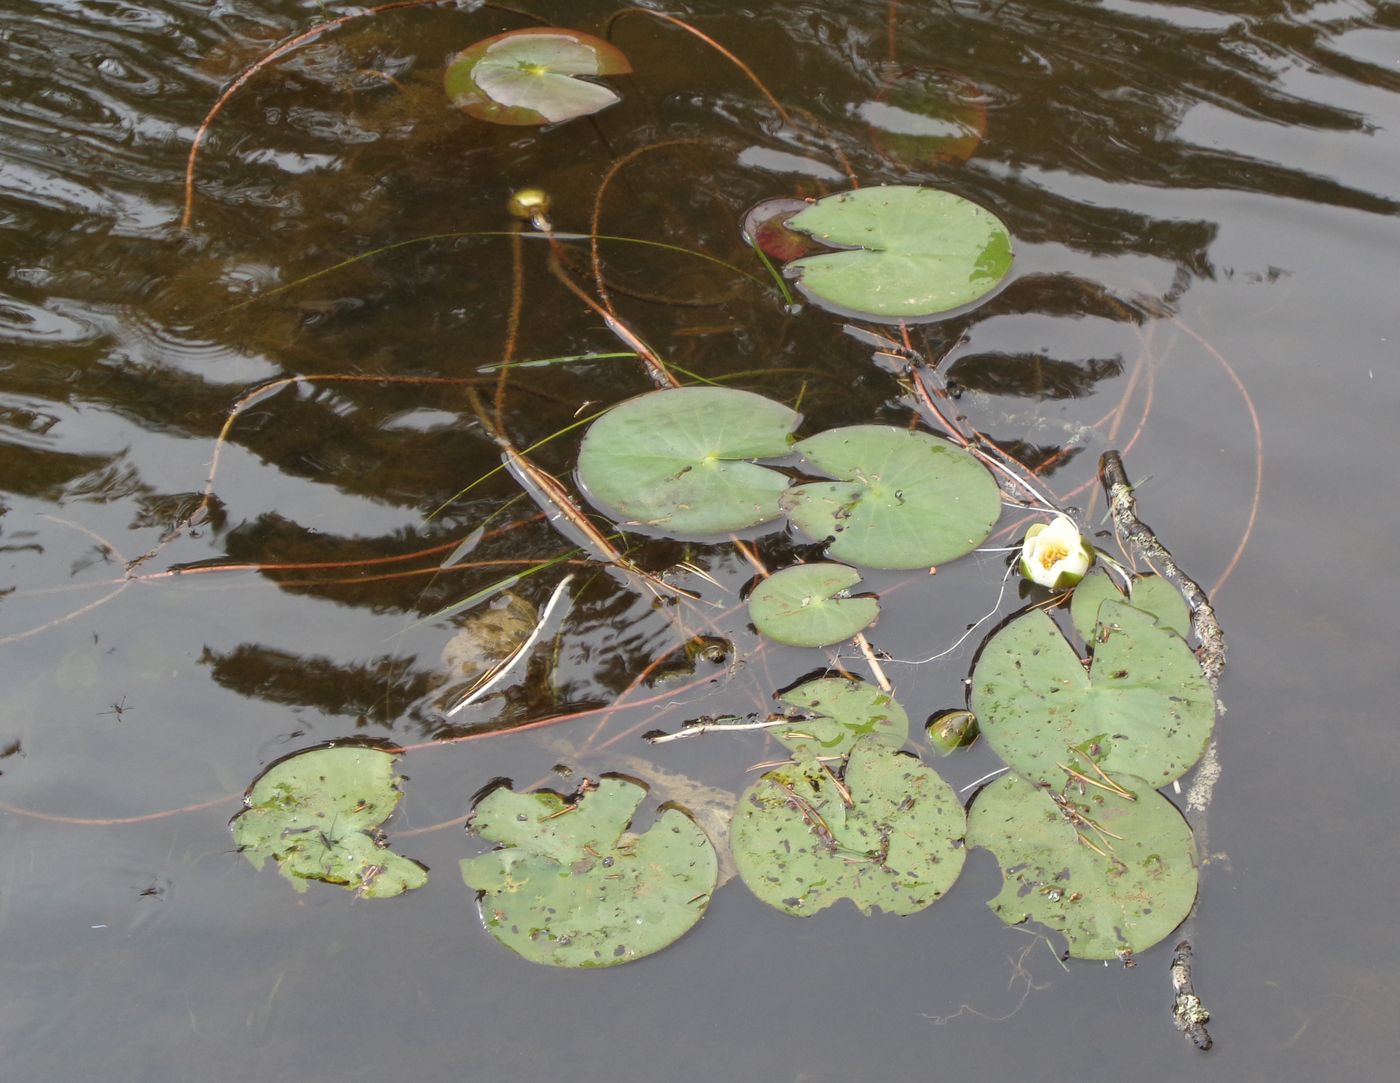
1097;451;1226;690
1170;940;1213;1050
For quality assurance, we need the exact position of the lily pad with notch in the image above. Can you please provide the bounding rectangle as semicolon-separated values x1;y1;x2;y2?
462;776;718;968
748;563;878;648
967;772;1198;960
230;744;426;898
783;186;1013;320
772;677;909;758
781;425;1002;569
576;387;800;537
731;737;966;916
444;27;632;126
971;601;1214;787
1070;566;1191;643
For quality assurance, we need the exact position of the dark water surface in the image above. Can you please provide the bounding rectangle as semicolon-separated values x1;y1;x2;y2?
2;0;1398;1079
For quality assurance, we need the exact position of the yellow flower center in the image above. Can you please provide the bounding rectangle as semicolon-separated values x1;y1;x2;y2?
1038;543;1070;570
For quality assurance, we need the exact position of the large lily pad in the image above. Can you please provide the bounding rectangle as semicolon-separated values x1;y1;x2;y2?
784;186;1013;319
462;776;718;968
971;602;1214;787
576;387;799;537
445;28;632;126
731;738;965;916
748;563;878;648
773;677;909;758
967;773;1199;959
1070;567;1191;643
781;425;1001;568
231;745;426;898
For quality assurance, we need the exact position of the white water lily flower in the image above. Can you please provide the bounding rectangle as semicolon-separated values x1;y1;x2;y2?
1019;514;1095;589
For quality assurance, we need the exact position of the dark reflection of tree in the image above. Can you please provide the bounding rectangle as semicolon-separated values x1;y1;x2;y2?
949;353;1125;401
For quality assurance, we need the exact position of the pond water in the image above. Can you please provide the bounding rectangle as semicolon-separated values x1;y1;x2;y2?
2;0;1398;1078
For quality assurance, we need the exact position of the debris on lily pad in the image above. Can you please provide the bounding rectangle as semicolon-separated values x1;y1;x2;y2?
971;602;1215;787
781;425;1002;569
1070;566;1191;643
731;737;966;916
772;677;909;758
967;773;1199;960
576;387;800;537
231;744;426;898
783;186;1013;320
445;28;632;126
462;776;718;968
748;562;879;648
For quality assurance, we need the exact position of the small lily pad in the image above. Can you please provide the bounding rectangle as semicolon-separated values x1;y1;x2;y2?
576;387;800;537
748;563;878;648
462;776;718;968
784;186;1013;320
1071;567;1191;643
773;677;909;758
731;737;966;916
967;773;1199;959
971;602;1214;787
444;27;632;126
231;745;426;898
781;425;1002;568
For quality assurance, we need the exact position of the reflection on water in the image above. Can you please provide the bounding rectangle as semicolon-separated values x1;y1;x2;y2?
3;0;1400;1079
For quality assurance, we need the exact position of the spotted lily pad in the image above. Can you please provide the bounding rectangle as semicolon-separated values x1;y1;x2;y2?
971;601;1214;787
781;425;1001;568
462;776;718;968
576;387;799;537
748;563;878;648
231;745;426;898
444;28;632;126
784;186;1013;319
772;677;909;757
731;738;965;916
1070;567;1191;643
967;773;1199;959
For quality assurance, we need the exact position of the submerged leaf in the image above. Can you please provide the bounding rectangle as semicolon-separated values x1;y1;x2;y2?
577;387;800;537
862;68;988;167
967;773;1198;959
784;186;1013;320
781;425;1001;568
773;677;909;758
444;28;632;126
731;738;966;916
971;602;1214;787
231;745;425;898
462;777;718;968
748;563;878;648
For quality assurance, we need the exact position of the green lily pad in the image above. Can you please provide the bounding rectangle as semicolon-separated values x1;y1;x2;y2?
462;776;718;968
967;773;1199;960
773;677;909;758
231;745;426;898
971;602;1214;787
576;387;800;537
1070;567;1191;643
444;28;632;126
781;425;1002;568
731;737;966;916
784;186;1013;320
748;563;878;648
